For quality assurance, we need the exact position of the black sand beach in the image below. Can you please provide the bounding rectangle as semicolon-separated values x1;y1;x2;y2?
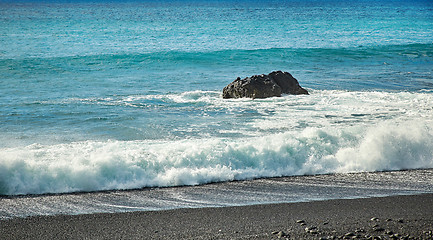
1;193;432;239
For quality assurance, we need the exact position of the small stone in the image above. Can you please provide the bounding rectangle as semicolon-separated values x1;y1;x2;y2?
386;230;394;235
345;232;356;237
276;231;288;238
373;227;385;232
300;222;306;226
371;217;379;221
272;231;279;235
305;226;317;232
397;219;404;223
386;218;392;222
296;220;305;224
323;221;329;225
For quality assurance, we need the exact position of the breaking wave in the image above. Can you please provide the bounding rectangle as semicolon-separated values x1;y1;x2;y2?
1;116;432;196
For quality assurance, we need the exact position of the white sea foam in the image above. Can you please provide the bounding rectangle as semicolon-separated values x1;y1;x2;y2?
1;116;432;195
1;90;432;195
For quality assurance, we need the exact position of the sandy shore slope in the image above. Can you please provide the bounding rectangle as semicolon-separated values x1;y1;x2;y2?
1;193;432;239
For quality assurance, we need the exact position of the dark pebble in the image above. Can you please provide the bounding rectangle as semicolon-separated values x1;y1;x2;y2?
296;220;305;224
276;231;288;238
321;236;336;240
305;226;317;232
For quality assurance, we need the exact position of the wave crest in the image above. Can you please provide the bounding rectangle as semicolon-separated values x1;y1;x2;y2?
1;120;432;196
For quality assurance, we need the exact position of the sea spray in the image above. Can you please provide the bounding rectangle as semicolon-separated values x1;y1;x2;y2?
335;122;433;172
1;118;432;196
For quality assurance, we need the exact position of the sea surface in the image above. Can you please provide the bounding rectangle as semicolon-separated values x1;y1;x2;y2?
1;0;433;218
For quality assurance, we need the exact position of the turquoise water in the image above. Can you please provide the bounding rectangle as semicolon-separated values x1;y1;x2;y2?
0;0;433;196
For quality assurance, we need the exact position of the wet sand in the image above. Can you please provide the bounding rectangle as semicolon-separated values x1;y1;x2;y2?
1;193;432;239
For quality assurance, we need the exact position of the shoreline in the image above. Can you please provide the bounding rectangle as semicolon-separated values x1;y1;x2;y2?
1;193;433;239
1;169;433;222
1;168;431;199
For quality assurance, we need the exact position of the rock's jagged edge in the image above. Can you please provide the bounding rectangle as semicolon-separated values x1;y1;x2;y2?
222;71;309;99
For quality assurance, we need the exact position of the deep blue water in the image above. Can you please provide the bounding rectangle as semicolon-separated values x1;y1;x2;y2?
0;0;432;196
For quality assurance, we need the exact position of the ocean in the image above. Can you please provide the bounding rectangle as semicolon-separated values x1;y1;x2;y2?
1;0;433;218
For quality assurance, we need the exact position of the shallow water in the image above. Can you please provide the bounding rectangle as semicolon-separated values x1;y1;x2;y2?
1;169;432;220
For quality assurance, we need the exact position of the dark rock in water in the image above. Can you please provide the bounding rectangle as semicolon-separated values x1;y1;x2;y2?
222;71;309;99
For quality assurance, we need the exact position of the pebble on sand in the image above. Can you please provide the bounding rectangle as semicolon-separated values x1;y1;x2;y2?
272;231;289;238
